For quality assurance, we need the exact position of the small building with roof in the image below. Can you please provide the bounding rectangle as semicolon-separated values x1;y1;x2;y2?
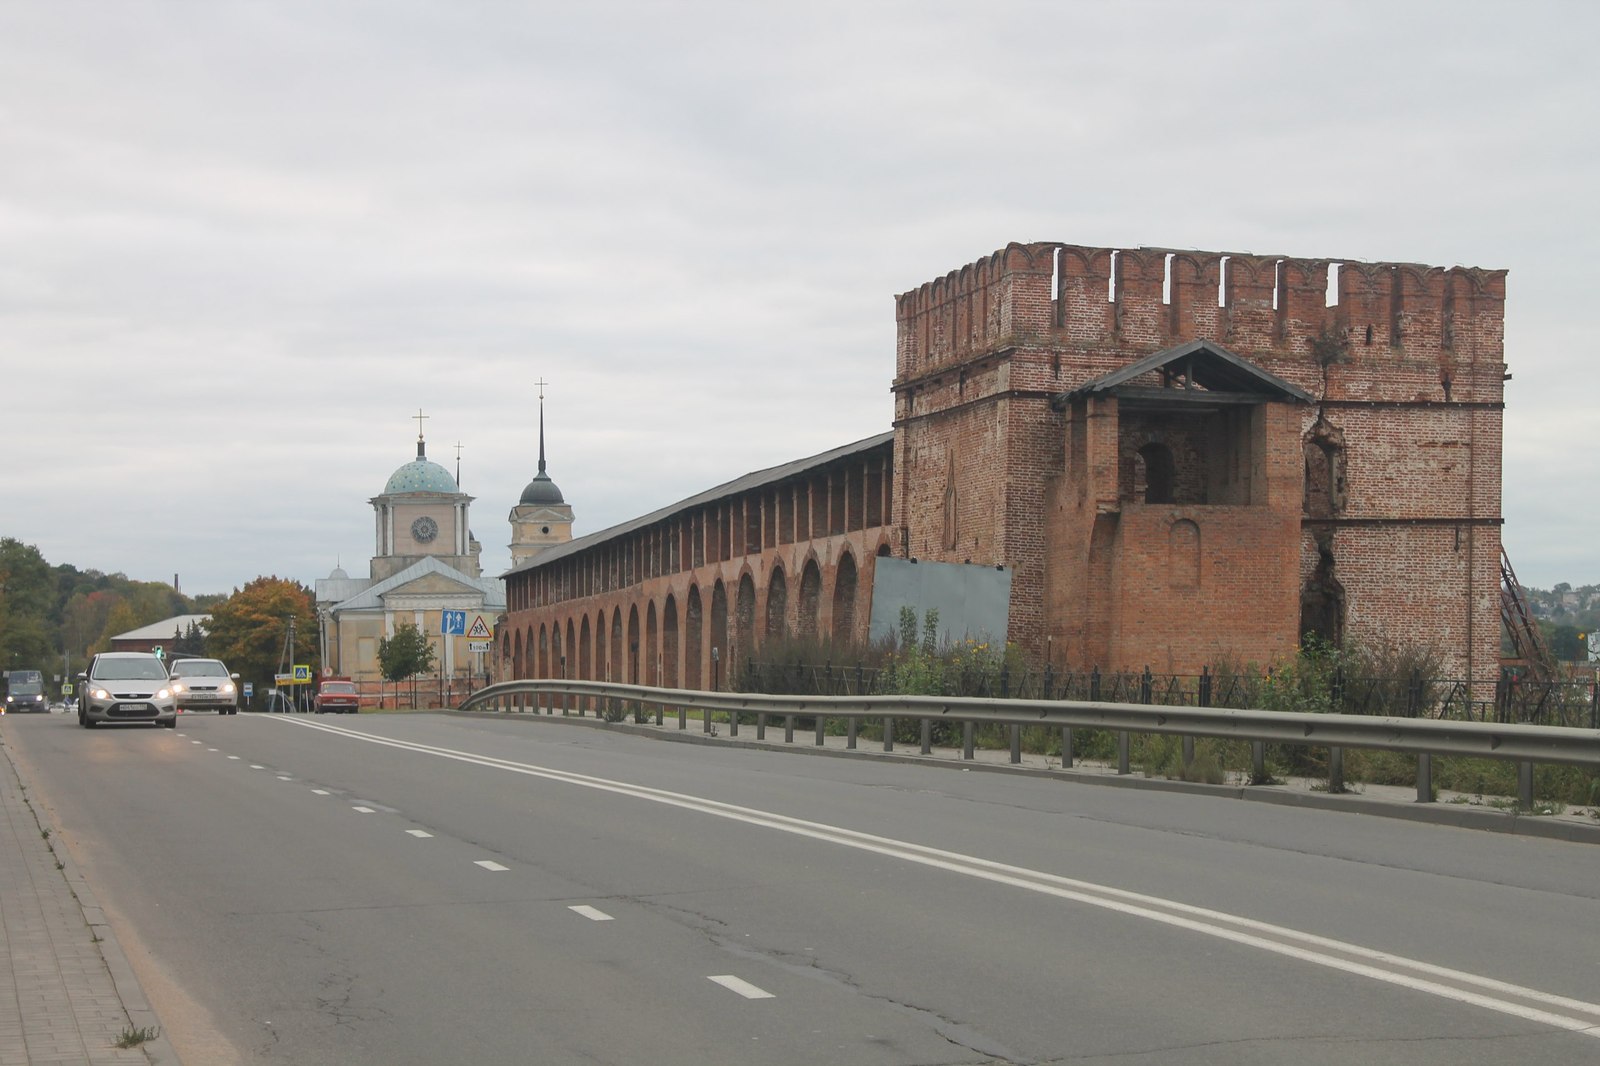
108;614;211;655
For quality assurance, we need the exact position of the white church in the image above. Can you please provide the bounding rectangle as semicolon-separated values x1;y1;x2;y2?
314;401;572;685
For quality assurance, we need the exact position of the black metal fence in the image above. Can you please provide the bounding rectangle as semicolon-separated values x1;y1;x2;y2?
740;661;1600;730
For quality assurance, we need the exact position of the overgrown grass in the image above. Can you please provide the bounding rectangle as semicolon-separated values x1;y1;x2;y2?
115;1025;160;1049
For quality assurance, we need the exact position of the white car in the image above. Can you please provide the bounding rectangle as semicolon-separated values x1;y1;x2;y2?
79;652;177;728
167;658;241;715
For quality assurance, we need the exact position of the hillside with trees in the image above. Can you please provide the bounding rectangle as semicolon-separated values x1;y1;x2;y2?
1520;582;1600;662
1;537;223;679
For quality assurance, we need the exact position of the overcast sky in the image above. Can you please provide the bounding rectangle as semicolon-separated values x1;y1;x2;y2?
2;1;1595;597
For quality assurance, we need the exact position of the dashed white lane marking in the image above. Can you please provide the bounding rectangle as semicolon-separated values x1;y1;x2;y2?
277;775;293;780
569;905;613;922
352;806;376;814
227;755;240;760
708;975;774;1000
311;789;331;795
474;860;510;871
250;764;265;769
267;714;1600;1039
191;740;203;745
406;830;432;838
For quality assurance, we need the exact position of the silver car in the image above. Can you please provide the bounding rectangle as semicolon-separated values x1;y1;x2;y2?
167;657;241;715
79;652;177;728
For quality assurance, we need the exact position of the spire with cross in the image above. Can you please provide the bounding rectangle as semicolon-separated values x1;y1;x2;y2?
413;408;430;460
535;379;549;476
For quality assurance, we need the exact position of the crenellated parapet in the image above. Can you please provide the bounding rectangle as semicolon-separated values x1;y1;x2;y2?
893;241;1507;382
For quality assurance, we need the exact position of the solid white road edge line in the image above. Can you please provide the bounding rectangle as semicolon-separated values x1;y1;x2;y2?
569;905;614;922
265;715;1600;1036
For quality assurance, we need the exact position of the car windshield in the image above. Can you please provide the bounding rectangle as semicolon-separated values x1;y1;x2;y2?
92;658;169;681
174;661;228;676
322;683;356;693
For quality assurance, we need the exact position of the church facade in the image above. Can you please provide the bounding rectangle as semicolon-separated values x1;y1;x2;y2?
497;241;1507;691
316;432;506;685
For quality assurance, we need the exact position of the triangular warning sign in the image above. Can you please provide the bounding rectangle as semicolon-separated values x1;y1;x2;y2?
466;615;493;639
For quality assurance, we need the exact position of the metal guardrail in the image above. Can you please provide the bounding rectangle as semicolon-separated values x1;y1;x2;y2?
458;679;1600;808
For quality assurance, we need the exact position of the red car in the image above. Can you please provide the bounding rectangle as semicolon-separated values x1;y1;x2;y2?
313;679;361;714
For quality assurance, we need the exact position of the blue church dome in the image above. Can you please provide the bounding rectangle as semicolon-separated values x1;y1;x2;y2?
384;440;458;494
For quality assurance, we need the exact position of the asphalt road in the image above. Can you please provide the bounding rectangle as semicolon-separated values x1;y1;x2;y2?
7;710;1600;1065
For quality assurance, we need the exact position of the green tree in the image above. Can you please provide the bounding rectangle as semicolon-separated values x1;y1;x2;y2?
1;540;56;673
174;621;207;657
93;602;143;655
1546;623;1585;663
378;622;436;684
204;577;318;696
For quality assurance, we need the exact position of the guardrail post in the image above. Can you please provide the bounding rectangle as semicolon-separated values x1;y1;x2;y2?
1117;731;1130;775
1518;761;1534;810
1182;735;1194;774
883;717;894;752
920;719;931;755
847;717;857;749
729;707;739;736
784;715;795;743
678;705;686;730
963;721;974;760
1328;746;1345;793
1251;741;1265;784
757;712;767;740
815;715;825;746
1061;727;1073;769
1009;725;1021;764
703;704;711;734
1416;753;1433;802
654;704;662;726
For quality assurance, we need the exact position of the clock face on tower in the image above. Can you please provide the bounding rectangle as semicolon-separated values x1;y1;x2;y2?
411;516;439;544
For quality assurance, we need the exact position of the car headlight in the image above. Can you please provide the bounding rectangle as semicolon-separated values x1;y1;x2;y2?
4;696;11;703
171;682;186;694
91;688;110;700
221;683;236;694
156;687;172;700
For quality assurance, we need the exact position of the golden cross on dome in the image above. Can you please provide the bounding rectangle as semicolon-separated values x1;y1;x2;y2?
413;408;429;439
534;377;548;402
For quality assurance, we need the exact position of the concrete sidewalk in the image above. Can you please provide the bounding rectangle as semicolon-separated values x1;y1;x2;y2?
0;727;177;1066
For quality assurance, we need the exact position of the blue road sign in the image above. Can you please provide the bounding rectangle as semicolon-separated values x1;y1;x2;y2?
243;682;254;700
442;610;467;635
